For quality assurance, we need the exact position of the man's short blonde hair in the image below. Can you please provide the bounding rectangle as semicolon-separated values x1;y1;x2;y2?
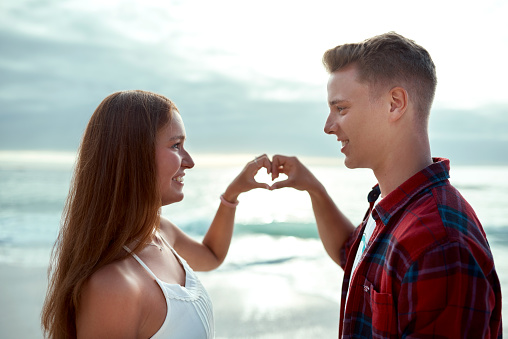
323;32;437;123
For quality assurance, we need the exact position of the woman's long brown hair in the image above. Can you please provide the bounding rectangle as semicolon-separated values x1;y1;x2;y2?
41;90;177;338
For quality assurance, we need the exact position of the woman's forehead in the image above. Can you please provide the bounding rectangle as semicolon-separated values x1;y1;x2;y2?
159;113;186;140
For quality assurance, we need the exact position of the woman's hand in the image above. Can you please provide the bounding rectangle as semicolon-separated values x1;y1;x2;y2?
184;154;272;270
222;154;272;202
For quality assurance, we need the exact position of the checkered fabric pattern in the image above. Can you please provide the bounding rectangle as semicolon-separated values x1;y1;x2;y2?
338;158;502;338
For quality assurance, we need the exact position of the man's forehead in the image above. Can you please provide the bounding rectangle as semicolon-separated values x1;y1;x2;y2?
328;66;360;84
327;69;364;95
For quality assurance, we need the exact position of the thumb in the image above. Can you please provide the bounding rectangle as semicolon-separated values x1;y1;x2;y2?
269;179;290;191
254;182;271;190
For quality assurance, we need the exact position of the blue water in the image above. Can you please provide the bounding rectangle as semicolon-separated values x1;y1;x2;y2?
1;152;508;268
1;151;508;332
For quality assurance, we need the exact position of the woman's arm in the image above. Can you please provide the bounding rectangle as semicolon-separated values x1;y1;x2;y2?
170;154;272;271
77;265;142;339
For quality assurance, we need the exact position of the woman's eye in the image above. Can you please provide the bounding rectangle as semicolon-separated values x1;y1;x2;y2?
171;143;181;150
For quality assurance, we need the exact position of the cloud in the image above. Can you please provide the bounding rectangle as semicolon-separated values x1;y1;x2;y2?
0;10;333;155
0;0;333;155
428;105;508;164
430;105;508;141
1;0;507;164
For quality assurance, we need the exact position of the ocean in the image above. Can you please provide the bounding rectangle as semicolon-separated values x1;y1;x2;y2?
0;151;507;336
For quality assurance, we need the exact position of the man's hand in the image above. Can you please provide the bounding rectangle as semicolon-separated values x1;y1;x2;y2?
270;154;322;193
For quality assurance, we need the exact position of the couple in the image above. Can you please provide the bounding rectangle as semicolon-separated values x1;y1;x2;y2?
42;32;502;338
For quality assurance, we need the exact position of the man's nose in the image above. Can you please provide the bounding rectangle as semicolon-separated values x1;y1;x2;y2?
324;114;337;135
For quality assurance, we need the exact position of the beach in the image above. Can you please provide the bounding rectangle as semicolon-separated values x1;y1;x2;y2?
0;264;48;338
0;248;343;338
201;263;342;338
1;235;507;338
1;154;507;338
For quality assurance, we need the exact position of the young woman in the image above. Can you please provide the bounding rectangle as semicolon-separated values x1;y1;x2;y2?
41;90;271;338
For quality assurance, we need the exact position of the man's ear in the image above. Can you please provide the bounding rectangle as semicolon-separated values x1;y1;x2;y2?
389;87;408;122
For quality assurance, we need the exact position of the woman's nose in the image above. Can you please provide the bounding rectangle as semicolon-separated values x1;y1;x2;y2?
182;150;195;169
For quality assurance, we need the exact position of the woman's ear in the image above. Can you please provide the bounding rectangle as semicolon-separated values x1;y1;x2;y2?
389;87;408;122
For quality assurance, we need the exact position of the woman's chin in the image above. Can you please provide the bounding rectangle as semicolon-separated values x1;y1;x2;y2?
162;193;184;206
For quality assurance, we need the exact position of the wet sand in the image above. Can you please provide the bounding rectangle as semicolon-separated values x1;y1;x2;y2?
2;240;506;338
0;264;48;339
0;263;340;339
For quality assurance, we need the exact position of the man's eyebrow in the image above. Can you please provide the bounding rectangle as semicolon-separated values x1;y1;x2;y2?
328;99;351;106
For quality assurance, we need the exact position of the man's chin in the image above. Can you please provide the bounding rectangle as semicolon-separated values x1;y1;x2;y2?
343;158;368;170
343;158;356;169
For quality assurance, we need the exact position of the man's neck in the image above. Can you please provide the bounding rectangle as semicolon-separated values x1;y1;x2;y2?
373;143;432;198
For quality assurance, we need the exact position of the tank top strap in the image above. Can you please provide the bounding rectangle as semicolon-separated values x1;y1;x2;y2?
158;233;187;265
158;233;173;250
122;245;159;281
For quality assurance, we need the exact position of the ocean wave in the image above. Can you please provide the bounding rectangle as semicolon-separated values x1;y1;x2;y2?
181;220;319;239
235;222;319;239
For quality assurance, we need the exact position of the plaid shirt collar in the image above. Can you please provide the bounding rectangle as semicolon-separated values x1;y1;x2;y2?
371;157;450;226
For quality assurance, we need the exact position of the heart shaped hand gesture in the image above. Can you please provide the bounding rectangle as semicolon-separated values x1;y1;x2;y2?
223;154;322;203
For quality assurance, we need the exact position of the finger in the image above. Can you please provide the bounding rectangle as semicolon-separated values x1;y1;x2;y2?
251;154;267;168
271;154;286;180
256;154;272;174
269;179;290;191
253;182;270;190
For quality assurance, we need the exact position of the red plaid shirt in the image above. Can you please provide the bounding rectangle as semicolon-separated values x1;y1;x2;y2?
338;158;502;338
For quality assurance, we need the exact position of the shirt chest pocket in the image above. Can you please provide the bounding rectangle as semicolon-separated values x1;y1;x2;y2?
360;276;398;337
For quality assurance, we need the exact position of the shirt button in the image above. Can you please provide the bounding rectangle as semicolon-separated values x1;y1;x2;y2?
364;285;370;292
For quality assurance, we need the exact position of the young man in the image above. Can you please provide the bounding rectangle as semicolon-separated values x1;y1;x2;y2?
270;32;502;338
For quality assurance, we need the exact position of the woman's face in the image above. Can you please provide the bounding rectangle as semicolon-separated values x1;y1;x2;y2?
155;112;194;205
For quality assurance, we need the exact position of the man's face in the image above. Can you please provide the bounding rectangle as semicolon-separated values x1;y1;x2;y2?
324;66;388;170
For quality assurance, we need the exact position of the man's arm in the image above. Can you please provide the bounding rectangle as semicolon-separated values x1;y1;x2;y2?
270;155;355;265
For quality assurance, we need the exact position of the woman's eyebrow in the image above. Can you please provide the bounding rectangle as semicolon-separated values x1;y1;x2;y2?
168;135;185;141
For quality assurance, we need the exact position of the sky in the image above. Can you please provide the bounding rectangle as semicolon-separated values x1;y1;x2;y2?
1;0;507;164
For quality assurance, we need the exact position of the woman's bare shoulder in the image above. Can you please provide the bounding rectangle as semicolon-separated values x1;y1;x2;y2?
77;259;144;338
159;216;177;230
159;216;178;245
84;260;142;299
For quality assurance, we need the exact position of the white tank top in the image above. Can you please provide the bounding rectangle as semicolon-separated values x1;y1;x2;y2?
123;241;214;339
